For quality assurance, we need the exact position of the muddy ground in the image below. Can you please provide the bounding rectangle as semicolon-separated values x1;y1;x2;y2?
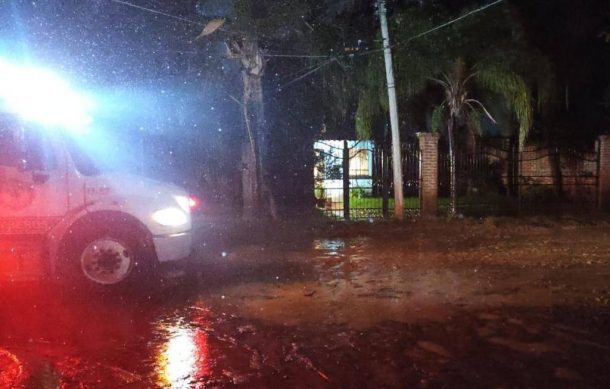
2;217;610;388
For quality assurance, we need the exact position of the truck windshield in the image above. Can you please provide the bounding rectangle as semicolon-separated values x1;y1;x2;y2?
66;140;101;176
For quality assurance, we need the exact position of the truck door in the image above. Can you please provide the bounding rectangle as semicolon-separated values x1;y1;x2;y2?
0;121;69;277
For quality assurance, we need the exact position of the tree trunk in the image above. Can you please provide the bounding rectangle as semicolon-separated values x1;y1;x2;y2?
544;125;563;200
241;142;257;219
507;137;518;197
465;126;476;196
447;117;457;216
549;145;563;199
237;37;277;220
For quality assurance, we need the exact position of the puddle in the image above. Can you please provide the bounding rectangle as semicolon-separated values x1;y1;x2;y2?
2;223;610;387
313;239;346;255
155;324;211;388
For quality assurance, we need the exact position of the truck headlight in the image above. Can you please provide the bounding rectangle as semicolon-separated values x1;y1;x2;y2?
152;207;189;227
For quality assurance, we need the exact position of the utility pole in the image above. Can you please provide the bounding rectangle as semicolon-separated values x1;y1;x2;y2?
377;0;404;220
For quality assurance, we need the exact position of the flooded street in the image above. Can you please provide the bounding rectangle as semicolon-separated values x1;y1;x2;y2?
0;0;608;387
2;219;610;388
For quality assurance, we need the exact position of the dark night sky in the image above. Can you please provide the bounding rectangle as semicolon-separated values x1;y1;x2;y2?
1;0;609;201
1;0;244;190
2;1;608;124
514;0;610;140
2;1;608;114
1;1;197;84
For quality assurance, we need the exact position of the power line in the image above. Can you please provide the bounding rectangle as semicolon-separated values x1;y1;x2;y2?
105;0;506;93
283;59;332;79
397;0;505;48
263;53;333;59
272;0;506;89
107;0;505;63
108;0;203;26
352;0;505;57
106;1;334;60
277;58;335;91
266;0;506;60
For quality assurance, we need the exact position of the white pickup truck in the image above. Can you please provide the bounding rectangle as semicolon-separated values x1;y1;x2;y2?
0;114;194;287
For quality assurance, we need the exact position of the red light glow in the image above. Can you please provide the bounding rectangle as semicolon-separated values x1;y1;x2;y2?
188;195;202;212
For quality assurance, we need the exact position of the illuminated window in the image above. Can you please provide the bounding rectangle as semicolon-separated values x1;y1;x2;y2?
349;148;370;177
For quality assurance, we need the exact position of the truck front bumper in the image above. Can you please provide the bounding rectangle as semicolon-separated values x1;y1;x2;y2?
153;231;192;263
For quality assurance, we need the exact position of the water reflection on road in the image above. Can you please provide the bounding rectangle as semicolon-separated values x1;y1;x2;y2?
156;322;209;388
2;223;610;387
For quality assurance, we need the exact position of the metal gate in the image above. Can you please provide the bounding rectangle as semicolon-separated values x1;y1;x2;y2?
314;138;420;220
438;137;517;215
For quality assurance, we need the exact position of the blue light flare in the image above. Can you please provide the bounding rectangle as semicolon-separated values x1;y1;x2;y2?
0;58;93;134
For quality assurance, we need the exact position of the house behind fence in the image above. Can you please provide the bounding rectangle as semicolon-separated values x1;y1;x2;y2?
314;135;610;219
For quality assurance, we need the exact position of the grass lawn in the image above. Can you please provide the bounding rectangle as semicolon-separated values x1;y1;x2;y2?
350;196;420;209
320;192;591;218
346;194;514;218
349;194;507;209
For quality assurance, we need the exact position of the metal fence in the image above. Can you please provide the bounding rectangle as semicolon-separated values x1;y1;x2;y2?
438;138;516;215
316;136;601;219
314;138;420;220
438;138;599;215
517;146;598;214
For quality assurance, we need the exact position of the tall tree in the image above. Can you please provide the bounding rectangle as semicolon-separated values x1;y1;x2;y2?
194;0;371;218
195;0;310;218
355;1;554;214
430;57;530;215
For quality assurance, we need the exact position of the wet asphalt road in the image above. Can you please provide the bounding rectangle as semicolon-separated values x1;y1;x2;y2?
2;219;610;388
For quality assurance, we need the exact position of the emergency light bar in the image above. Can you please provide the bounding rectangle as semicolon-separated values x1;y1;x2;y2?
0;58;92;133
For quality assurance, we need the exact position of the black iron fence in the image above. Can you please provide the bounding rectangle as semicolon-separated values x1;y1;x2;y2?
438;138;599;215
438;138;516;215
314;138;420;220
315;136;602;219
517;146;598;214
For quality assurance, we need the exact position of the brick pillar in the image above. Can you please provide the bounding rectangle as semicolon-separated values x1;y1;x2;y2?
417;132;440;217
598;135;610;211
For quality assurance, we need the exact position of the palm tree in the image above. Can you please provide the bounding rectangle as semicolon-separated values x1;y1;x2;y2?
354;1;554;215
431;57;532;215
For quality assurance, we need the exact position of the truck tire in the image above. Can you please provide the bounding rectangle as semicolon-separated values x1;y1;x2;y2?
61;221;156;289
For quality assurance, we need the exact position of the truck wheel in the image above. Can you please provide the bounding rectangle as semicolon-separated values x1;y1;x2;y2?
62;223;154;288
80;237;135;285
